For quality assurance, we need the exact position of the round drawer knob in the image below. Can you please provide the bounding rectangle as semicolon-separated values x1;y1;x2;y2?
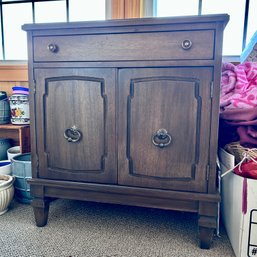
181;39;192;50
47;43;58;53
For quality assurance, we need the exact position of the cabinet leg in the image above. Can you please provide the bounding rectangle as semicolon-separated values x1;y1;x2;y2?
199;226;214;249
31;198;50;227
198;215;216;249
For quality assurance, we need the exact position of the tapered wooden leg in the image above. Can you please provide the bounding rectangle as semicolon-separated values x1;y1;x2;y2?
198;216;216;249
199;226;215;249
31;198;50;227
198;200;218;249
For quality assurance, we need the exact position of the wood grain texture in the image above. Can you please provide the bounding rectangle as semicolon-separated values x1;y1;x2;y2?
0;81;29;96
33;30;214;62
0;124;30;153
24;15;228;249
118;68;212;191
111;0;125;19
34;68;117;183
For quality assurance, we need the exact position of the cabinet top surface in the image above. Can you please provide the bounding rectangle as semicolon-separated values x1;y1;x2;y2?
22;14;229;31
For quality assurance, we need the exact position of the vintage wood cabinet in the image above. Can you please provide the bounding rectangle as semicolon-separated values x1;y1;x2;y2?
23;14;229;249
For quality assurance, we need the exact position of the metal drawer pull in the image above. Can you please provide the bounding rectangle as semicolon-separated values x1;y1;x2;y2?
47;43;59;53
152;128;172;148
181;39;192;50
64;126;82;143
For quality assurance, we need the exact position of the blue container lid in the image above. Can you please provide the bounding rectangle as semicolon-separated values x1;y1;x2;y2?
12;86;29;92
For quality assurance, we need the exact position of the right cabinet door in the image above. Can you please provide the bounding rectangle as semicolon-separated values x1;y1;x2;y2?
118;68;213;192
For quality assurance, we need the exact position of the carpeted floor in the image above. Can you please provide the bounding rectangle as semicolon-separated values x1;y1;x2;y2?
1;199;235;257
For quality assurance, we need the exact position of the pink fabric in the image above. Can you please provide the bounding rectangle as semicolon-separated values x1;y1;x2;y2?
219;107;257;147
237;126;257;146
220;62;257;109
220;62;257;147
220;106;257;121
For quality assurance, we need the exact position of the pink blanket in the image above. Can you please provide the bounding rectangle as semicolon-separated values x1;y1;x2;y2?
220;62;257;147
220;62;257;109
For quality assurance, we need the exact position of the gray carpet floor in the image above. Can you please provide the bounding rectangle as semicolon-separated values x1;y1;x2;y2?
0;199;235;257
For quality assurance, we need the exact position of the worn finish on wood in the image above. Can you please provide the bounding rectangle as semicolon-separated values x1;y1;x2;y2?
23;14;229;249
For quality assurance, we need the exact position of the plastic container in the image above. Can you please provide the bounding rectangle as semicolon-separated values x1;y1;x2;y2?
0;138;12;160
7;146;21;160
12;86;29;95
0;174;15;215
9;87;30;125
0;91;10;124
0;160;11;175
11;153;32;204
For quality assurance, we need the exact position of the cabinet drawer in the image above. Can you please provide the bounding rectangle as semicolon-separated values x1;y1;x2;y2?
33;30;215;62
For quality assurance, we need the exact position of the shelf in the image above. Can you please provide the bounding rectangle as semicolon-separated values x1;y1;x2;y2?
0;123;30;153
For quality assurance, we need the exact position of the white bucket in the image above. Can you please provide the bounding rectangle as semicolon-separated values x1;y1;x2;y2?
7;146;21;160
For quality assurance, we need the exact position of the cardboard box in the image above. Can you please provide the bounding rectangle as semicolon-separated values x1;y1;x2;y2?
219;148;257;257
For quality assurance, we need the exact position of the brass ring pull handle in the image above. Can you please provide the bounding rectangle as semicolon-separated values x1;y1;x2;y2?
181;39;192;50
47;43;59;53
64;126;82;143
152;128;172;148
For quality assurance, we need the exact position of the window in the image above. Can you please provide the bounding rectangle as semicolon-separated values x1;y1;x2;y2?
155;0;254;57
69;0;105;22
201;0;245;56
1;0;255;60
157;0;198;17
34;1;67;23
2;3;32;60
0;0;106;60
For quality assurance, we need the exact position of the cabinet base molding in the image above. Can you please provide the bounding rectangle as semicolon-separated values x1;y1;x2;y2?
29;178;219;248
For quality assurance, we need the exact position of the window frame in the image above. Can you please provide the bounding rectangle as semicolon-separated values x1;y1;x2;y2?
153;0;251;61
0;0;109;60
0;0;252;62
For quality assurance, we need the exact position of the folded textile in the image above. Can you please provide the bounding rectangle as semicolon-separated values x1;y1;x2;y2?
220;106;257;121
219;107;257;147
220;62;257;147
220;62;257;109
237;126;257;146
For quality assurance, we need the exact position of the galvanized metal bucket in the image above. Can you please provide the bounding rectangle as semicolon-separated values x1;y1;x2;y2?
11;153;32;204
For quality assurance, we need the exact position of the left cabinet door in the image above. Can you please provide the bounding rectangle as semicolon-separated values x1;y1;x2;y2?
33;68;117;183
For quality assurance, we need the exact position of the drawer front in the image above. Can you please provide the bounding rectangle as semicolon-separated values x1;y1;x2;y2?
33;30;215;62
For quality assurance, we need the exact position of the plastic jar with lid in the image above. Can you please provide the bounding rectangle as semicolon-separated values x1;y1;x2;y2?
9;86;30;125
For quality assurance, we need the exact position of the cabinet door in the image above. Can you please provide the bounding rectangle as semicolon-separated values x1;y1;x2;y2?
118;68;213;192
34;68;116;183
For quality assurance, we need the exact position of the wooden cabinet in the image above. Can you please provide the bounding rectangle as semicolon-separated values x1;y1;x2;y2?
23;14;229;249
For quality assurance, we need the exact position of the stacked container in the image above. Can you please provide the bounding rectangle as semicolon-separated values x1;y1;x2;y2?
9;86;30;125
0;91;10;124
